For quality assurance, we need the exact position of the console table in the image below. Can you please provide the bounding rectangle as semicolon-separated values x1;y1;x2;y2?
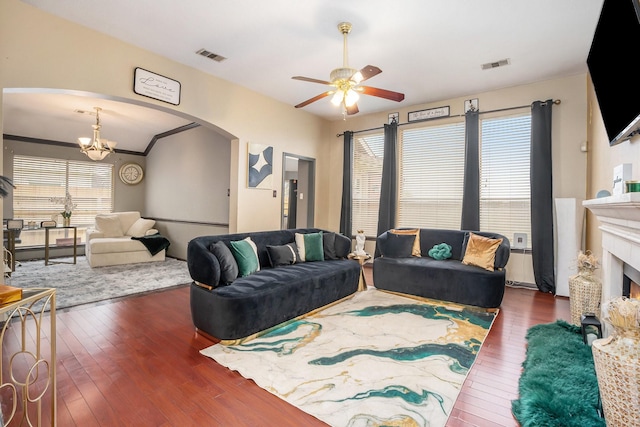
4;226;78;268
44;226;77;266
0;288;56;426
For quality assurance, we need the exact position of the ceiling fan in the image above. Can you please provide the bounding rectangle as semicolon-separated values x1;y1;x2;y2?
292;22;405;116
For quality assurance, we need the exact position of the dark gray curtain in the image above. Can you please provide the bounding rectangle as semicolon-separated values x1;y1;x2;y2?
375;123;398;257
461;110;480;230
339;131;353;237
530;100;555;293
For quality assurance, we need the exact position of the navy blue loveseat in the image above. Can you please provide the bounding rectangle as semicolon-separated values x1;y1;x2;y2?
187;228;360;341
373;229;510;308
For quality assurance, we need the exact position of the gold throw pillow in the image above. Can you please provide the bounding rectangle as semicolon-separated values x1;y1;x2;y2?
390;229;421;256
462;232;503;271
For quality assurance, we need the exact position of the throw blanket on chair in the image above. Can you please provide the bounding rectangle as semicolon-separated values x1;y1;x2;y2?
131;234;171;256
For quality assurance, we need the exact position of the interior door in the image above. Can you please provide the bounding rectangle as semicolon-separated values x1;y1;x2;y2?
282;153;315;229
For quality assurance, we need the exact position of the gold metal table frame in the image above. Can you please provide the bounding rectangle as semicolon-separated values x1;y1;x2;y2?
0;288;56;426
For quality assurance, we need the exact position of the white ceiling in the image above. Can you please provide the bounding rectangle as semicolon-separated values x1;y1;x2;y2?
4;0;604;153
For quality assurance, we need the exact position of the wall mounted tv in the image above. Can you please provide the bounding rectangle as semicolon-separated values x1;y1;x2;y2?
587;0;640;146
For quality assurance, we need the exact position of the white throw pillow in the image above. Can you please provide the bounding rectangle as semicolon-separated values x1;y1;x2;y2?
95;214;124;238
126;218;156;237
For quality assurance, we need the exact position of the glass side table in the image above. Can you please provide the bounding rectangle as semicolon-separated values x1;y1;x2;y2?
0;288;56;426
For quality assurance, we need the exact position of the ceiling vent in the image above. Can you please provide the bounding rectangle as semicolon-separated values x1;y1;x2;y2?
196;49;227;62
481;58;511;70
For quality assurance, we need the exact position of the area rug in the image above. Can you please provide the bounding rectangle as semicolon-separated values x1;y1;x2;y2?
511;320;605;427
7;256;192;310
201;289;498;427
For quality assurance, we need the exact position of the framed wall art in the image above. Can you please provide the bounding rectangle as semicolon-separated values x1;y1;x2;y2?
248;143;273;189
408;106;450;122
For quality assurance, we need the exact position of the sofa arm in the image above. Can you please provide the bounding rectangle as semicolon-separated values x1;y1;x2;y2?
85;228;105;241
145;228;159;236
187;238;221;288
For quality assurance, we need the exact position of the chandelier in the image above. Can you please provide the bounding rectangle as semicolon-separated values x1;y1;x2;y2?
77;107;117;161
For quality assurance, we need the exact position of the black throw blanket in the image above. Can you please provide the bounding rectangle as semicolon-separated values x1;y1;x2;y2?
131;234;171;256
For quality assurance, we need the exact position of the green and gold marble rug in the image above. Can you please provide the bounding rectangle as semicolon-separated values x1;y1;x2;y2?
201;289;497;427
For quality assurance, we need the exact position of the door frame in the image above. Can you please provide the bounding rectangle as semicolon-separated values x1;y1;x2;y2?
281;152;315;229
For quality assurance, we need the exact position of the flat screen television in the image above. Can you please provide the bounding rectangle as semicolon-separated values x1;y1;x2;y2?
587;0;640;146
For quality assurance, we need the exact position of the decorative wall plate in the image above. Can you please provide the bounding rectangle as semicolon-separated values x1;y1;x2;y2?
119;162;144;185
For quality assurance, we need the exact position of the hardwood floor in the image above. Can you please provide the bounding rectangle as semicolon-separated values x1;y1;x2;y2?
1;267;569;426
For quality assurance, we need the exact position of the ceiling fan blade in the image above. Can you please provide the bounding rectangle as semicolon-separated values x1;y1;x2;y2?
346;103;359;115
360;86;405;102
294;91;333;108
356;65;382;83
292;76;332;85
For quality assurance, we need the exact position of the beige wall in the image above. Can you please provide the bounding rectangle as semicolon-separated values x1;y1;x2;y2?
145;125;232;259
3;0;609;278
320;74;590;283
0;0;330;237
585;75;640;274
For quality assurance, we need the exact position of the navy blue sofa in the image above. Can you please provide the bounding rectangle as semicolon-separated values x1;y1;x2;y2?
187;228;360;341
373;229;510;308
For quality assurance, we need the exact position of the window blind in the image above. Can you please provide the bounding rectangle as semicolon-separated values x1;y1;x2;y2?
352;133;384;237
480;114;531;247
398;122;465;229
13;155;114;225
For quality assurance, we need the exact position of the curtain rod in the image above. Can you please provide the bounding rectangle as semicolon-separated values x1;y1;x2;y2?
336;99;561;137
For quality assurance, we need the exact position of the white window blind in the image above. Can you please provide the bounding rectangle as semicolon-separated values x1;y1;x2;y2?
13;155;114;225
398;122;465;229
352;133;384;237
480;114;531;247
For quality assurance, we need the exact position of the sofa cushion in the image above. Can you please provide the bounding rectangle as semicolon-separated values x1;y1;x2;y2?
126;218;156;237
390;229;421;256
230;237;260;277
210;241;238;284
380;233;416;258
462;232;503;271
89;237;149;254
322;232;338;260
295;232;324;262
266;243;298;267
95;215;124;238
117;211;142;234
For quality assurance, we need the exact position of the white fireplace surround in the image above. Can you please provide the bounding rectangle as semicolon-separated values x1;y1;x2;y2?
583;193;640;304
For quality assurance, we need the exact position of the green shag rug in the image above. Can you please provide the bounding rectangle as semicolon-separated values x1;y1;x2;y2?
512;320;605;427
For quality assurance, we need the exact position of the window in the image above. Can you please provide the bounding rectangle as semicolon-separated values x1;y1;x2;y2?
352;133;384;237
12;155;114;245
398;122;466;229
480;114;531;247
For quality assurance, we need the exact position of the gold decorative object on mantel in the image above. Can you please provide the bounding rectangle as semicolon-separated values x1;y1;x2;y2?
591;297;640;427
568;250;602;325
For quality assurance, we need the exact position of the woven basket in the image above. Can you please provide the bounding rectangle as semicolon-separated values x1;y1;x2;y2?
592;328;640;427
569;271;602;325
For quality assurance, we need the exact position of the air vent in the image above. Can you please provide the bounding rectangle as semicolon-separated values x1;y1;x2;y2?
481;58;511;70
196;48;227;62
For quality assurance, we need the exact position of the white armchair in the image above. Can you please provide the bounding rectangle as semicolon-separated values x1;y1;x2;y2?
85;211;166;267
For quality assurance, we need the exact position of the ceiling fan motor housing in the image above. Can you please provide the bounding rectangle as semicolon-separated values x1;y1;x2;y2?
330;67;358;84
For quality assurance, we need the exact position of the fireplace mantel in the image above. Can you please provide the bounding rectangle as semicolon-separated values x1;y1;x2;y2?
584;193;640;304
583;192;640;222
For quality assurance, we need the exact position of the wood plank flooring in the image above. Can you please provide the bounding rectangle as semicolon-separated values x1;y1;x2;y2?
1;267;569;426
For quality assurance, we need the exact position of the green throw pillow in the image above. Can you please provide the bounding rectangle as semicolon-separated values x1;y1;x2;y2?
295;232;325;262
229;237;260;277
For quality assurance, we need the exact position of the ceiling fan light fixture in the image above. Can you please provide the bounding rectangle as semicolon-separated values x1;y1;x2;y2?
351;71;363;84
344;89;359;107
331;91;344;106
77;107;116;161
